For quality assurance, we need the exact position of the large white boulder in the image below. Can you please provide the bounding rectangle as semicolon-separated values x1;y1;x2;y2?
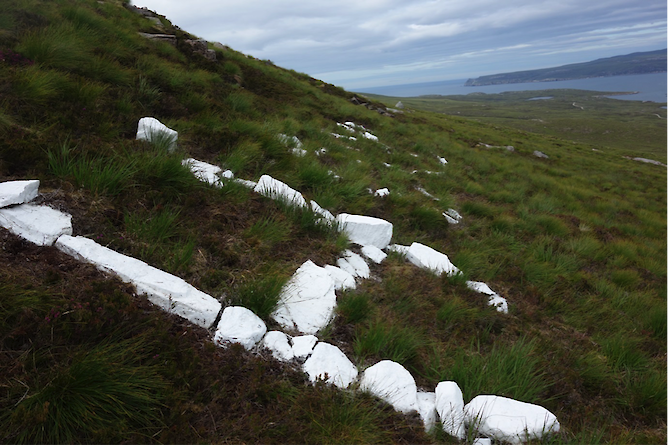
336;250;370;279
323;265;356;291
464;395;560;445
55;235;221;328
435;381;466;440
417;391;438;431
136;117;177;151
272;260;337;334
261;331;294;361
0;180;39;208
0;204;72;246
406;242;460;277
302;342;358;389
291;334;318;358
254;175;308;208
214;306;267;350
336;214;393;249
360;360;418;414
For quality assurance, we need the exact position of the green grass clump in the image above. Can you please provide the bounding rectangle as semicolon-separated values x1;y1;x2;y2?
232;274;288;320
354;320;422;368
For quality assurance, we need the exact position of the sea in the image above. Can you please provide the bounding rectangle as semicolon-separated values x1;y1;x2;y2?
356;72;667;103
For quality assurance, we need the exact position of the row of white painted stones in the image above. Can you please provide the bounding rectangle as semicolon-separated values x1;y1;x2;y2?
141;118;558;443
0;119;558;444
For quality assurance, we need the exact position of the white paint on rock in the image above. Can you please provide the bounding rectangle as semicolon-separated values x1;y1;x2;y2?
360;360;418;414
443;213;459;224
136;117;178;150
291;334;318;358
361;245;387;264
55;235;221;328
310;200;335;222
262;330;294;361
464;395;560;445
336;250;370;279
0;204;72;246
0;180;39;208
254;175;307;208
215;306;267;350
437;156;448;165
417;391;438;431
363;131;379;141
303;342;358;389
272;260;337;334
435;381;466;440
374;188;390;197
182;158;228;187
406;242;460;277
323;265;356;291
336;213;393;249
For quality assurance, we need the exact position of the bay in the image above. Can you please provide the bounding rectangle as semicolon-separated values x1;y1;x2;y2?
357;72;667;103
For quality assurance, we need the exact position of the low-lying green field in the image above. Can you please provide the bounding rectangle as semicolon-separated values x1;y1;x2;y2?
0;0;665;443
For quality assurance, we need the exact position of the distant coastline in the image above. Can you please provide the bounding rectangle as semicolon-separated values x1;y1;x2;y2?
464;49;666;86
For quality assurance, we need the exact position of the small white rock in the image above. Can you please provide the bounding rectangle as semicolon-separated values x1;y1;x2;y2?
435;381;466;440
336;214;393;249
214;306;267;350
336;250;370;279
254;175;307;208
361;245;387;264
323;265;357;290
385;244;410;255
262;331;294;361
374;188;390;197
136;117;178;151
303;342;358;389
360;360;418;414
417;391;438;431
406;242;460;277
291;334;318;358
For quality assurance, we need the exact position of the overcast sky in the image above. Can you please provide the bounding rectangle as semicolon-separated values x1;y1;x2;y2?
133;0;666;89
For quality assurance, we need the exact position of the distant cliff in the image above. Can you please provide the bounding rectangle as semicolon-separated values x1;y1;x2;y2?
465;49;667;86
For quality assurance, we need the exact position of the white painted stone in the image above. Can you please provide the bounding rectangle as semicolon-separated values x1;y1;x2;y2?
444;208;462;221
374;188;390;197
302;342;358;389
466;281;496;295
337;122;355;133
437;156;448;165
406;242;460;277
488;295;508;314
262;330;294;361
310;200;335;222
323;265;356;290
360;360;418;414
278;133;303;149
533;150;549;159
254;175;307;208
417;186;438;200
464;395;560;445
361;245;387;264
385;244;410;255
235;178;257;189
291;148;307;157
443;213;459;224
336;213;393;249
182;158;224;186
0;180;39;208
315;148;327;156
55;235;221;328
136;117;177;150
336;250;370;279
363;131;378;141
272;260;337;334
417;391;438;431
291;334;318;358
382;162;391;167
0;204;72;246
435;381;466;440
214;306;267;350
221;170;234;179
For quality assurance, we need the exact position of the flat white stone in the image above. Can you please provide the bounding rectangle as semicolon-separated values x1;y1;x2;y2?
0;180;39;208
310;200;335;222
262;331;294;361
302;342;358;389
444;208;462;221
361;245;387;264
382;162;391;167
336;214;393;249
464;395;560;445
337;122;355;133
435;381;466;440
214;306;267;350
0;204;72;246
385;244;410;256
272;260;337;334
360;360;418;414
136;117;177;151
336;250;370;279
363;131;378;141
437;156;448;165
254;175;307;208
235;178;257;189
374;188;390;197
443;213;459;224
323;265;356;290
466;281;496;295
406;242;460;277
488;295;508;313
291;148;307;157
291;334;318;358
55;235;221;328
417;391;438;431
182;158;223;186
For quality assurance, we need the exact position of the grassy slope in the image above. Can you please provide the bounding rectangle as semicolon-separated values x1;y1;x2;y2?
0;0;665;443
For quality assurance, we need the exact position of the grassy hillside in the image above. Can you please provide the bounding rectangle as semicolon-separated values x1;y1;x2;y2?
0;0;666;443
